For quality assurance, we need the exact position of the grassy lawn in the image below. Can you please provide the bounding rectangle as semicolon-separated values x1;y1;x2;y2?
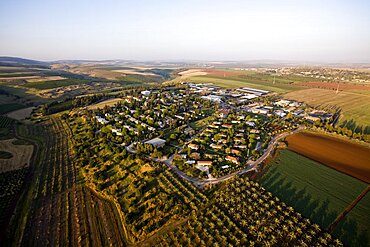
187;75;302;93
259;149;369;247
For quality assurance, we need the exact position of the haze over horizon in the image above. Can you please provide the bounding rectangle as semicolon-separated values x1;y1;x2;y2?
0;0;369;62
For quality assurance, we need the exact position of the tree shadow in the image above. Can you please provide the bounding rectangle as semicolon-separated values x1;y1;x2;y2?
259;170;370;246
334;216;370;247
341;119;370;135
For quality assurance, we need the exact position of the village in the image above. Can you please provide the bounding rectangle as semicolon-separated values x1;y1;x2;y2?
89;83;334;179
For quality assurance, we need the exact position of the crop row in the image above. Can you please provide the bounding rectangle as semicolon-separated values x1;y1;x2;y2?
0;116;13;128
20;118;125;246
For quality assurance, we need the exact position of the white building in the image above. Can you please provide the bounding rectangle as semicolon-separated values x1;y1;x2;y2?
201;95;222;103
111;127;123;136
141;90;151;96
144;137;166;147
95;116;109;124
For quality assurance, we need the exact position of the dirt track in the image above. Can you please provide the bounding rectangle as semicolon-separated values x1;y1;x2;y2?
286;132;370;183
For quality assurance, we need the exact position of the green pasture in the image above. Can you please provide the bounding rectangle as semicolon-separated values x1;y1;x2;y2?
259;149;369;247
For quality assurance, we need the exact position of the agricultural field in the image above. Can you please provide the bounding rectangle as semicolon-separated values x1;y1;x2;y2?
0;63;172;106
86;98;124;110
175;68;370;129
23;78;89;90
0;84;53;105
297;81;370;91
26;76;66;83
0;116;14;128
174;68;314;92
0;168;28;240
65;64;176;83
151;176;342;246
0;138;33;172
5;118;126;246
187;75;302;93
6;107;34;120
286;132;370;183
259;149;370;247
0;116;14;139
284;88;370;127
0;103;26;115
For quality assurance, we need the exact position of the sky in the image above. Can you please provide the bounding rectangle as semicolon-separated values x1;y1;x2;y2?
0;0;369;62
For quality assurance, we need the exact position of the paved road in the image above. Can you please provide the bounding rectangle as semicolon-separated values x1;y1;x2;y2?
130;127;304;187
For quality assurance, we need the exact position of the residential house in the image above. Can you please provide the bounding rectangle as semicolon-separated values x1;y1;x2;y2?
197;161;212;166
145;138;166;148
188;143;199;150
210;143;223;149
225;156;239;164
231;149;241;156
219;109;229;118
222;124;232;129
186;160;196;164
96;116;109;125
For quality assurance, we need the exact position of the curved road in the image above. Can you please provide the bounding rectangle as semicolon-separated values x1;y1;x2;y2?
144;127;304;187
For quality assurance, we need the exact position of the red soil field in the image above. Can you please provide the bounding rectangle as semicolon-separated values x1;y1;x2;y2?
297;81;370;91
203;69;243;77
286;132;370;183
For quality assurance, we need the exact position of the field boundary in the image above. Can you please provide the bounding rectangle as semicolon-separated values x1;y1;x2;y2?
286;131;370;183
306;127;370;148
327;185;370;233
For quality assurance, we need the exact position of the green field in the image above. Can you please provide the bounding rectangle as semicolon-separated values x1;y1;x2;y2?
0;150;13;159
285;88;370;127
23;78;88;90
0;103;25;115
0;73;39;78
187;75;303;93
259;149;369;247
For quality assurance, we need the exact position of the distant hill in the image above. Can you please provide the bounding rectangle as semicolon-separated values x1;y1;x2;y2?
0;56;50;68
1;56;369;69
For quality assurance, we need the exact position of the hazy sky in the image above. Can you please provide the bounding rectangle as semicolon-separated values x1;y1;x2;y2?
0;0;369;62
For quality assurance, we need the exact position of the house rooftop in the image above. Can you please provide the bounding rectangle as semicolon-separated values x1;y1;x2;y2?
145;137;166;147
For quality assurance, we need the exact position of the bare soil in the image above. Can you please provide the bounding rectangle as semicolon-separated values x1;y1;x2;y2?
286;132;370;183
202;69;244;77
0;138;33;172
6;107;34;120
87;98;124;110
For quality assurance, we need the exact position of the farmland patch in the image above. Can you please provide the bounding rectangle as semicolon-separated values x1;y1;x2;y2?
6;106;34;120
87;98;124;110
0;138;33;172
298;81;370;91
284;88;370;126
259;149;369;246
0;103;26;115
286;132;370;183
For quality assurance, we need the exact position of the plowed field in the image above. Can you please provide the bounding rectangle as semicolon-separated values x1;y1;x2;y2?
286;132;370;183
